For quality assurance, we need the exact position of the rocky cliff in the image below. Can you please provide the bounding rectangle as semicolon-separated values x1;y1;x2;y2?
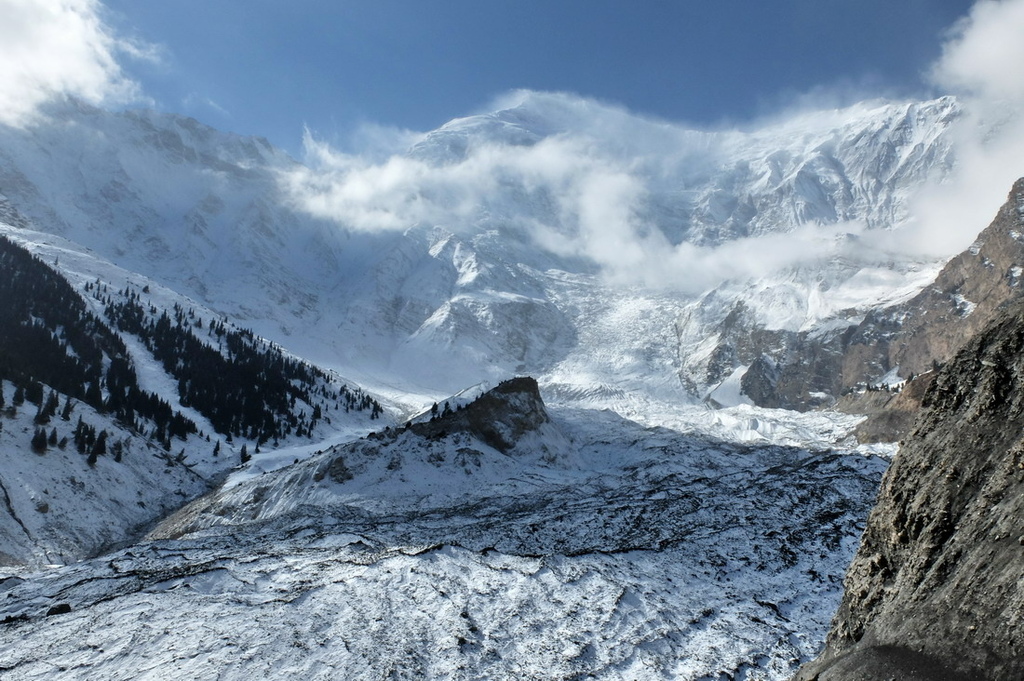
845;176;1024;440
794;301;1024;680
850;177;1024;380
728;177;1024;419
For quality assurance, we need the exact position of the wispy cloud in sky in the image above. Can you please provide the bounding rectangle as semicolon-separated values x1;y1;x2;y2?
182;93;230;120
904;0;1024;256
0;0;148;128
933;0;1024;103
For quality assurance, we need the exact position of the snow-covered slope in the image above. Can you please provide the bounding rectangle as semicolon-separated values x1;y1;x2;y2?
0;221;383;567
0;381;887;680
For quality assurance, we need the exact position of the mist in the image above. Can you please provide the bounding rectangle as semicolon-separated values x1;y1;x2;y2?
905;0;1024;257
0;0;147;128
4;0;1020;301
283;92;940;295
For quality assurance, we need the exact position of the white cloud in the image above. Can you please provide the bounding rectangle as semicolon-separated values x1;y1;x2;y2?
0;0;146;127
905;0;1024;256
183;93;230;120
285;111;871;295
282;91;933;294
932;0;1024;103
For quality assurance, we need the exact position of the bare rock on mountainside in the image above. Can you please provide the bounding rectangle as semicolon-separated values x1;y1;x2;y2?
833;371;935;445
795;301;1024;681
849;177;1024;380
728;178;1024;420
845;177;1024;441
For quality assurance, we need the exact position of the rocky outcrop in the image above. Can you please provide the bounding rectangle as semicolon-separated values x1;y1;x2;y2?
794;301;1024;680
847;177;1024;381
409;377;550;454
833;371;936;444
713;178;1024;420
837;177;1024;440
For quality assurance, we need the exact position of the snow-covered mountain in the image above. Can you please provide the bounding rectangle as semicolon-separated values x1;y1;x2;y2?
0;90;988;679
0;222;382;567
0;93;960;408
407;92;957;242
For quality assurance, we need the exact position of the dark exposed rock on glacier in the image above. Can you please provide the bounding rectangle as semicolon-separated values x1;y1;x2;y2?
409;377;549;454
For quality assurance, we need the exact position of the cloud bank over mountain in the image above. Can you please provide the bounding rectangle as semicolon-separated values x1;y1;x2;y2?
282;92;952;294
281;0;1024;294
0;0;148;128
907;0;1024;257
5;0;1024;298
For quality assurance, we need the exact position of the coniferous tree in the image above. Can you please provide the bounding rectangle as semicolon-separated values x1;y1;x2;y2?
31;428;48;453
240;443;250;464
92;430;107;457
44;390;58;420
87;430;107;467
25;380;43;406
33;389;59;425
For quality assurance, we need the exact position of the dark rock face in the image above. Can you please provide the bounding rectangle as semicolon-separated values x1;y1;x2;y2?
795;302;1024;681
409;377;549;454
838;177;1024;441
689;300;849;411
847;177;1024;382
719;178;1024;418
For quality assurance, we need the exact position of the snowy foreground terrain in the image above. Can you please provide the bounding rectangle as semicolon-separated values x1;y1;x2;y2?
0;389;886;680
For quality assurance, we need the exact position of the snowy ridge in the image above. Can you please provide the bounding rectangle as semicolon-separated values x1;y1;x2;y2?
0;221;385;567
411;93;958;242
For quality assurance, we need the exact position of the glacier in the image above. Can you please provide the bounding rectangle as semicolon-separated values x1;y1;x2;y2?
0;383;887;680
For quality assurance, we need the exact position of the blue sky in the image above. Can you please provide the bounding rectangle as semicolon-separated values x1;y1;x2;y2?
101;1;975;155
